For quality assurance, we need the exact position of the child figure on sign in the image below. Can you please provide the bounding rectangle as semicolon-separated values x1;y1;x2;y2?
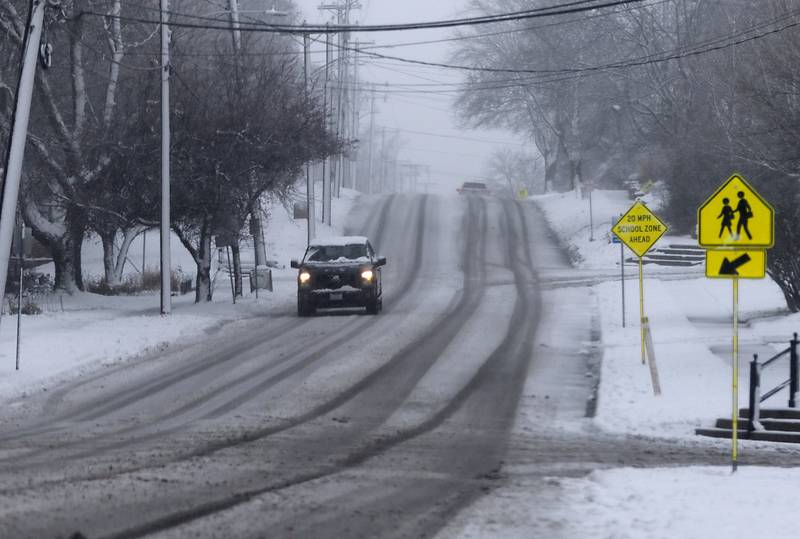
718;197;734;239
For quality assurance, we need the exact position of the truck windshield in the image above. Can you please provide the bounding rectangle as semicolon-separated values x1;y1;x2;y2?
306;244;368;262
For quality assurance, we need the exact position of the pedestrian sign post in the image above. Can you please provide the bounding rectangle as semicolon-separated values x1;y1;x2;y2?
698;173;774;473
698;174;774;248
705;250;766;279
613;202;668;371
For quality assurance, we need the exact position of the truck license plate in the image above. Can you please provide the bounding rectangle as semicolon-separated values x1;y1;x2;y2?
330;293;343;301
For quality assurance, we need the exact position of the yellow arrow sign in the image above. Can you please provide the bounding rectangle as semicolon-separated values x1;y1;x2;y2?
612;201;668;258
705;250;766;279
698;174;774;248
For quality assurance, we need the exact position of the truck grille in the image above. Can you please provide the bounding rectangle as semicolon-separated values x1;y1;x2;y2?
315;270;357;289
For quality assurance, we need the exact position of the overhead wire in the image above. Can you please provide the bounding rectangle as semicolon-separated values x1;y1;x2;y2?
344;7;800;77
77;0;649;34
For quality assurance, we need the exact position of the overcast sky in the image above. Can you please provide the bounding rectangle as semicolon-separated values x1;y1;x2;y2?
291;0;526;193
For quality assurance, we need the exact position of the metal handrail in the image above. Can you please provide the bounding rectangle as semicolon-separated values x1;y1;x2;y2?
748;333;799;432
762;378;792;402
762;348;790;368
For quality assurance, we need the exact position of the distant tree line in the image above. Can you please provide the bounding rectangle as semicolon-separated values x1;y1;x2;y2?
0;0;339;302
455;0;800;311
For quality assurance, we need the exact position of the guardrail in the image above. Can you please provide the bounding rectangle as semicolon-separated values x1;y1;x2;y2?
748;333;798;432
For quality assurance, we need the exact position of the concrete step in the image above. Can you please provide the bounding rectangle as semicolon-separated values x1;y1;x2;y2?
627;258;700;267
717;418;800;432
695;427;749;439
652;248;706;257
698;425;800;443
739;408;800;420
644;254;705;262
749;430;800;443
668;243;704;251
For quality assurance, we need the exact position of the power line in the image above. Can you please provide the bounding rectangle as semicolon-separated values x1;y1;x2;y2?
352;0;670;52
385;127;524;145
77;0;648;34
346;7;800;76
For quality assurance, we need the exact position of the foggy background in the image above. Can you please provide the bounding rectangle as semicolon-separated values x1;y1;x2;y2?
293;0;525;193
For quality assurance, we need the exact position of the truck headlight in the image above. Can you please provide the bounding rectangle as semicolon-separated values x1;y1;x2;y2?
299;271;311;284
361;269;374;282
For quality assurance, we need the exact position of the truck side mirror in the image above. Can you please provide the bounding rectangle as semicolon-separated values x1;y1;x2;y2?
290;259;300;269
375;257;387;267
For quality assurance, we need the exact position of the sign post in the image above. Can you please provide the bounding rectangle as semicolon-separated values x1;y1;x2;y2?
612;201;668;365
698;173;775;472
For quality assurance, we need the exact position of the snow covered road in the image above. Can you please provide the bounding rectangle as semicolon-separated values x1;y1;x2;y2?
1;194;800;538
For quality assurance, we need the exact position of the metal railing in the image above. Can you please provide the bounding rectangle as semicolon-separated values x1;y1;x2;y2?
748;333;799;432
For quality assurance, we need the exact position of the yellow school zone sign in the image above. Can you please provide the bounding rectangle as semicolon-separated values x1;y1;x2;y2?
705;249;766;279
612;201;668;257
698;174;774;248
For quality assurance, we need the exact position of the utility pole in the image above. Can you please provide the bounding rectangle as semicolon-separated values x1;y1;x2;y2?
379;126;387;194
366;84;376;195
350;38;373;193
304;32;316;244
350;36;359;191
227;0;242;51
160;0;172;314
228;0;272;269
323;27;332;225
319;1;361;198
0;0;47;317
337;14;346;197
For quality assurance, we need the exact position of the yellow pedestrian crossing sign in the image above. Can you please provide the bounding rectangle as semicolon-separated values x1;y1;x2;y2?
705;249;766;279
698;174;774;248
612;201;668;258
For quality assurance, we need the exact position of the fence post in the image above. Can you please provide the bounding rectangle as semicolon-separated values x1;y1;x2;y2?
790;332;798;408
748;354;763;432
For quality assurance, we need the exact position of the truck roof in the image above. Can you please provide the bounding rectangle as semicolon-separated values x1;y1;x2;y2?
308;235;369;248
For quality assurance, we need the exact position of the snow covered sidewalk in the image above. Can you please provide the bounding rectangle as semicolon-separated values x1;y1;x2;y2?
437;191;800;539
533;189;796;440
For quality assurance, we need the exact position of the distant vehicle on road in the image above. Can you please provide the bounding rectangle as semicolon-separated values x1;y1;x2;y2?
457;181;489;195
290;236;386;316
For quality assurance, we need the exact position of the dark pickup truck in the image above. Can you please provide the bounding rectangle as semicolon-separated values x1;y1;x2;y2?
457;181;489;195
290;236;386;316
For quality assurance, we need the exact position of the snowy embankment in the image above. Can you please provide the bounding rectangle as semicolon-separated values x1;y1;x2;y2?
443;465;800;539
436;190;800;539
0;186;356;401
533;189;795;439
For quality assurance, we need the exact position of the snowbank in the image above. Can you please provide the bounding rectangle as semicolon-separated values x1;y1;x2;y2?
534;189;795;439
0;185;357;401
444;466;800;539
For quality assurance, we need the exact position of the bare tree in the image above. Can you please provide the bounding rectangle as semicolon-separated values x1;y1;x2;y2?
0;0;158;292
484;148;541;196
169;52;338;302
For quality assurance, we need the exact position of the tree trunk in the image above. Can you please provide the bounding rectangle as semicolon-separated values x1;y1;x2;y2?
114;224;146;283
27;204;85;293
231;242;243;297
194;234;213;303
99;228;120;287
544;156;556;193
249;199;267;267
49;227;83;293
69;209;85;291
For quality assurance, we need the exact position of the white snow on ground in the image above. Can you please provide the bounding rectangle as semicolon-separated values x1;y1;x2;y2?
438;190;800;539
445;466;800;539
534;189;794;439
533;188;672;269
0;185;357;401
551;466;800;539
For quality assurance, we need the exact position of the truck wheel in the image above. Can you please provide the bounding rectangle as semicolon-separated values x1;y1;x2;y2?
298;297;315;317
365;297;379;315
